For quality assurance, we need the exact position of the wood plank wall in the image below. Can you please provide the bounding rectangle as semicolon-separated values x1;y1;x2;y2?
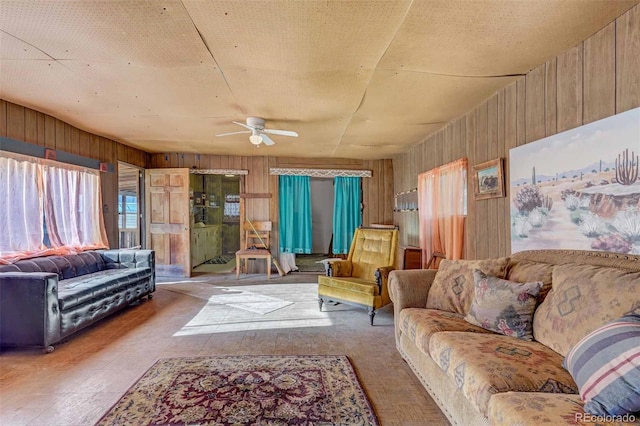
149;154;394;264
0;100;150;248
392;5;640;259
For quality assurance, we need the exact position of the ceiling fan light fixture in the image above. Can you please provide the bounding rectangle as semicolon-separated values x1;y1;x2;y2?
249;133;263;145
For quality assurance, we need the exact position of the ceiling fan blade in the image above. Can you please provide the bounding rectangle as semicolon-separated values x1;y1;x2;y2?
263;128;298;137
216;130;251;137
232;121;254;131
261;133;276;146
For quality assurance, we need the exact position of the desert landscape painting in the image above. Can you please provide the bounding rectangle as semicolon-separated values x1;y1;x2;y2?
509;107;640;254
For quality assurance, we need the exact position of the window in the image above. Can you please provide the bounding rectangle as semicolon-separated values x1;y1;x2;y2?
418;158;468;266
0;151;108;264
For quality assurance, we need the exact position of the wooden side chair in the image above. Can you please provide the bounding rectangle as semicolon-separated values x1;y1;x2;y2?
235;221;272;279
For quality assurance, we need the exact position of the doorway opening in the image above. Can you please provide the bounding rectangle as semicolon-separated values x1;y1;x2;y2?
117;162;143;248
293;177;333;273
190;173;241;274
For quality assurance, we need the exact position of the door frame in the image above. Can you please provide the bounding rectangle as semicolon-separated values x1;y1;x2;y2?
189;169;247;272
117;161;144;248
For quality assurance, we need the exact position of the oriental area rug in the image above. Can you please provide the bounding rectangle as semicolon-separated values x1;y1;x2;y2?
96;355;379;426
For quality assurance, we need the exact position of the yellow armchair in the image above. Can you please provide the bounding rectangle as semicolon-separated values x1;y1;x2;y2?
318;226;399;325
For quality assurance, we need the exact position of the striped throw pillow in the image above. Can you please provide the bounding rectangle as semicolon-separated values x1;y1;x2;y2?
563;314;640;416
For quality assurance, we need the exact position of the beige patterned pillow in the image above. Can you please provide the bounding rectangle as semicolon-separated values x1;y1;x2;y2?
426;257;510;314
533;264;640;357
506;260;554;303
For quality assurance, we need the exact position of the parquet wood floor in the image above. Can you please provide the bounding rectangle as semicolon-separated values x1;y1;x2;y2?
0;273;449;425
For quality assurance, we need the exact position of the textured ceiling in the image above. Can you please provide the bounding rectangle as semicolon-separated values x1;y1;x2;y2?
0;0;637;160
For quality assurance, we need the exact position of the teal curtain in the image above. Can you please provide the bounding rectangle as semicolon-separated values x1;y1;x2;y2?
332;177;362;254
279;175;312;253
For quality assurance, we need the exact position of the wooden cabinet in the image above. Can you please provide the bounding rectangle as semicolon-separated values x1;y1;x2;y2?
191;225;221;267
399;246;422;270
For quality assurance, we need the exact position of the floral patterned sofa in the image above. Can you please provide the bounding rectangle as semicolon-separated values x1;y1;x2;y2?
388;250;640;426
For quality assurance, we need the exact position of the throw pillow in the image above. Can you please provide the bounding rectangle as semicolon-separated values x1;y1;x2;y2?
426;257;510;314
563;314;640;416
533;264;640;357
464;270;543;340
505;259;553;303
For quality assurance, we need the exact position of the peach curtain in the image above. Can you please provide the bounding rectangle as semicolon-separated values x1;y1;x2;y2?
0;151;108;264
418;158;467;268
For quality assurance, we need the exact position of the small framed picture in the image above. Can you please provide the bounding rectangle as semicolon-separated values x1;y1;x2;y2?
472;158;505;200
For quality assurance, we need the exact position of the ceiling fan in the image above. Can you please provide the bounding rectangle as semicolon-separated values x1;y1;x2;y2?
216;117;298;146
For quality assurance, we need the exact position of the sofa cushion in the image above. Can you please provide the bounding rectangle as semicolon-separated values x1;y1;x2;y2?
506;259;553;303
564;314;640;417
0;255;77;279
58;267;151;310
399;308;491;356
318;276;379;295
66;251;106;276
533;264;640;357
464;270;542;340
429;331;577;416
487;392;634;426
426;257;510;314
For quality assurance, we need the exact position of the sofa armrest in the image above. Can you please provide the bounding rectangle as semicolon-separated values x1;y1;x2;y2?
388;269;437;308
326;260;352;277
0;272;61;348
388;269;438;348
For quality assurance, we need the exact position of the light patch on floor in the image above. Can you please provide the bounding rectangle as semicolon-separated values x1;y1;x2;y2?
209;291;293;315
158;281;342;336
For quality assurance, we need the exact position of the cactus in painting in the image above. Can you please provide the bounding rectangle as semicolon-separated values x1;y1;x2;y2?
532;167;536;186
615;149;639;185
542;194;553;211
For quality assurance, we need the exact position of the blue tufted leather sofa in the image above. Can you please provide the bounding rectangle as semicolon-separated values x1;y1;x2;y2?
0;249;155;352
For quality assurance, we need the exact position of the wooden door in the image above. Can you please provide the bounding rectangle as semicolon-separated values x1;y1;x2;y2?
145;168;191;277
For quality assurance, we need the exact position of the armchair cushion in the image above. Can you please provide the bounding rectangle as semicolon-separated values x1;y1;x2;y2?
318;276;380;296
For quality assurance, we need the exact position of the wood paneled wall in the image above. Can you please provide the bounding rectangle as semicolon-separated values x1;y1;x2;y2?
0;100;150;247
393;5;640;259
148;153;394;260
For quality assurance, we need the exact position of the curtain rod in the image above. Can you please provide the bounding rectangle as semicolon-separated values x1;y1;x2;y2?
0;137;114;172
269;167;372;178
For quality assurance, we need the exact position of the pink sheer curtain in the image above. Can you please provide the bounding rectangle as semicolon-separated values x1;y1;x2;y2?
44;163;109;252
0;152;108;264
418;158;467;268
0;152;45;264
